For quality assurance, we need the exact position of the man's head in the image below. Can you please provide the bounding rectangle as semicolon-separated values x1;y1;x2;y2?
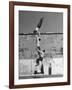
38;38;41;41
43;50;45;53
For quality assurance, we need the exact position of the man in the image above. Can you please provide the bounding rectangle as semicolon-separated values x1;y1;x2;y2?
37;49;45;61
33;17;44;36
34;60;42;74
36;49;45;74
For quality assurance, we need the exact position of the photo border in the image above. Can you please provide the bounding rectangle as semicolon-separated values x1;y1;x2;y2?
9;1;70;89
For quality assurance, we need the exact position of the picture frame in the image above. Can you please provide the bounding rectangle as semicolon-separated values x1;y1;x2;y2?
9;1;70;89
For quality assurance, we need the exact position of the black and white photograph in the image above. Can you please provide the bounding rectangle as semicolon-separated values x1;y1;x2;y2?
9;1;70;88
19;11;63;79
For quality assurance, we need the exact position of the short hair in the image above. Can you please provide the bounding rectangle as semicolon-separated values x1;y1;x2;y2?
43;50;45;52
39;38;41;41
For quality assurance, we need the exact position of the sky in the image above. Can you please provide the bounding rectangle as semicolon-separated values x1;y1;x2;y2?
19;11;63;33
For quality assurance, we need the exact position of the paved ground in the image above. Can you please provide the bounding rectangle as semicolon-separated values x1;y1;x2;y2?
19;74;63;79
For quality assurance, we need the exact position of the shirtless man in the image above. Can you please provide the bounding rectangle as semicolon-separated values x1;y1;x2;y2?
35;49;45;74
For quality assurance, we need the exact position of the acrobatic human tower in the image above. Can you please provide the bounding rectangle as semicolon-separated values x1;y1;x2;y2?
33;17;45;74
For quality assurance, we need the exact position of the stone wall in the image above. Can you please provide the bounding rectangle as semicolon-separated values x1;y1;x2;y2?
19;34;63;77
19;34;63;59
